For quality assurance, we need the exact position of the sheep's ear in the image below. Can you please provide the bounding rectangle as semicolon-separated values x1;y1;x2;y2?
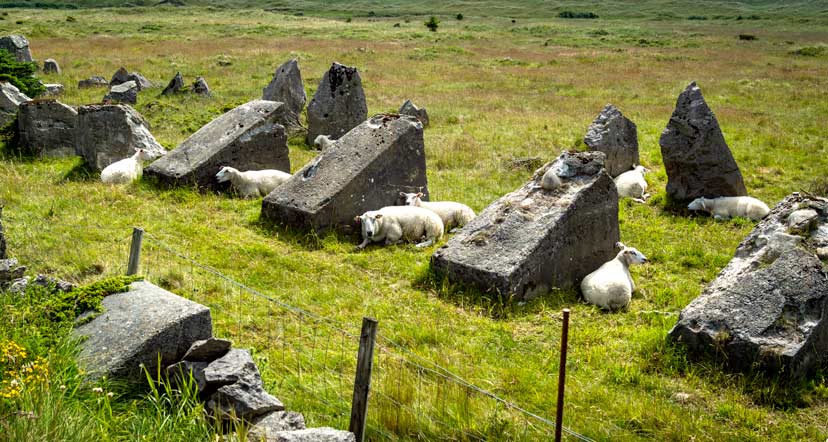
399;191;406;197
417;192;424;198
375;214;383;220
354;216;361;224
615;241;625;250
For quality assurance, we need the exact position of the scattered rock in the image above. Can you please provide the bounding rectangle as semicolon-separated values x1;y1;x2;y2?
161;72;185;95
76;104;167;170
42;83;64;96
110;67;152;90
202;348;260;386
73;281;213;382
583;104;638;178
262;59;306;120
398;99;429;127
262;114;429;232
1;81;31;113
431;151;620;300
660;82;747;201
191;76;210;96
207;380;284;421
669;193;828;379
248;411;306;442
17;99;78;157
0;258;26;290
306;62;368;144
110;67;131;86
33;274;74;292
43;58;61;74
166;360;210;392
269;428;356;442
145;100;290;190
0;35;33;62
787;209;818;235
183;337;232;362
78;76;108;89
104;80;139;104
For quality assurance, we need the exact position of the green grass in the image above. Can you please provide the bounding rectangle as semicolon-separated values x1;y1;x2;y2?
1;4;828;441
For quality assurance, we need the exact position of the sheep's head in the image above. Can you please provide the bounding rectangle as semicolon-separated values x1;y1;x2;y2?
134;148;156;163
616;242;648;266
400;192;423;206
215;166;235;183
634;165;649;174
687;197;709;212
357;212;383;239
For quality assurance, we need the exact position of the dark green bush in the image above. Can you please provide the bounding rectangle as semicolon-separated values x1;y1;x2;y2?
456;13;463;20
425;16;440;32
558;11;598;19
687;15;708;20
0;49;45;97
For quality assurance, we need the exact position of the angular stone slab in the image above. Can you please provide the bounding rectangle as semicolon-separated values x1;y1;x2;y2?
1;81;30;114
0;35;33;62
262;114;428;232
183;337;232;362
191;76;210;96
105;80;139;104
162;72;185;95
42;83;64;97
660;82;747;201
78;76;108;89
166;360;210;392
43;58;61;74
110;67;152;90
431;151;619;300
669;193;828;379
203;348;261;386
73;281;213;382
0;258;26;290
207;380;285;421
76;104;167;171
306;62;367;144
145;100;290;190
270;428;356;442
399;99;429;127
584;104;638;178
248;411;306;442
263;59;306;120
18;99;78;157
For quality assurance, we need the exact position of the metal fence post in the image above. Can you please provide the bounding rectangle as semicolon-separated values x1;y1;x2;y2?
555;309;571;442
349;317;378;442
127;227;144;276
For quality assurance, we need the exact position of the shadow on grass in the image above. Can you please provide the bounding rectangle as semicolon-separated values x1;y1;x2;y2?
249;214;359;251
62;159;98;182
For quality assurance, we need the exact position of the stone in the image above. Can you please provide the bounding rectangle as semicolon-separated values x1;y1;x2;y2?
248;411;306;442
398;99;429;127
161;72;185;95
43;58;60;74
262;59;306;119
183;337;232;362
110;67;131;86
17;99;78;158
203;348;260;386
76;104;166;171
42;84;64;97
145;100;290;190
110;67;152;90
166;360;210;392
269;428;356;442
0;258;26;289
0;207;5;260
104;80;139;104
1;81;30;113
78;76;108;89
191;76;210;96
306;62;368;144
0;35;33;63
33;274;74;292
583;104;638;178
660;82;747;201
430;151;620;300
669;193;828;379
262;114;429;232
73;281;212;382
207;380;284;421
787;209;818;235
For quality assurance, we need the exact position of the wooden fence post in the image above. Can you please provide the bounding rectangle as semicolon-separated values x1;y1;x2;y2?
349;317;378;442
127;227;144;276
555;309;571;442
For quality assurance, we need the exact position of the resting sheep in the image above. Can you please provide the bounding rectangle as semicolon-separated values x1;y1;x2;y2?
100;148;156;184
215;166;292;198
355;205;444;249
614;165;649;203
313;134;335;150
687;196;770;221
400;192;475;232
580;242;648;311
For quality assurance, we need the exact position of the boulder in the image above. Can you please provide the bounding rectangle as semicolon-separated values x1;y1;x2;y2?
262;114;429;232
78;76;108;89
669;193;828;379
104;80;139;104
191;76;210;96
17;99;78;157
262;59;306;119
269;428;356;442
183;337;232;362
583;104;638;178
0;258;26;289
207;380;284;421
1;81;30;113
161;72;184;95
0;35;33;62
110;67;152;90
76;104;167;171
660;82;747;201
306;62;367;144
73;281;213;382
431;151;620;300
202;348;260;386
398;99;429;127
248;411;306;442
43;58;61;74
42;83;64;97
145;100;290;190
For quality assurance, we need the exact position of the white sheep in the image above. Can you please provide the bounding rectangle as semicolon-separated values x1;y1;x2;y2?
100;148;156;184
313;134;335;150
215;166;292;198
614;165;649;203
580;242;648;311
355;205;444;249
400;192;476;232
687;196;770;221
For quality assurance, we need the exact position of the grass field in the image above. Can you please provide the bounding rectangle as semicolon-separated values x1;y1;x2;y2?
1;3;828;441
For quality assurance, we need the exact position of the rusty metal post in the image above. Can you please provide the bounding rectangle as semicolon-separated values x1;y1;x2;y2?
555;309;571;442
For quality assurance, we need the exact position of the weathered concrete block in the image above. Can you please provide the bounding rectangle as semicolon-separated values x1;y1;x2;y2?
73;281;213;382
431;151;620;300
145;100;290;190
262;114;428;232
76;104;166;171
263;58;306;118
0;35;32;62
669;193;828;379
18;99;78;157
248;411;306;442
270;428;356;442
584;104;638;178
306;62;367;144
399;99;429;127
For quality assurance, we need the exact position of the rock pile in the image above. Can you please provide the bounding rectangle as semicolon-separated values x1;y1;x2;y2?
583;104;638;177
306;62;367;144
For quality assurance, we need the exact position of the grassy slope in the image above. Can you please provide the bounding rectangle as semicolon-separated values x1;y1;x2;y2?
1;4;828;441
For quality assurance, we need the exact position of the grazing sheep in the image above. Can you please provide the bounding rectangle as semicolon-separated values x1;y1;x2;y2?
215;166;292;198
580;242;648;311
400;192;476;231
355;205;444;249
313;134;335;150
100;148;156;184
688;196;770;221
614;165;649;202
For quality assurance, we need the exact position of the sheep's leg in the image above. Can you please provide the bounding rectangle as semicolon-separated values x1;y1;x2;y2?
356;239;371;249
713;214;727;221
449;227;462;233
415;238;435;248
632;198;646;204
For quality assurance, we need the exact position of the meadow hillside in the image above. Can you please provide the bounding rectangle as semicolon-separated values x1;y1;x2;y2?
1;3;828;441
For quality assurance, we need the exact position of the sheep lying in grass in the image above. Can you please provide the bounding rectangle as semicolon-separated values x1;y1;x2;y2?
687;196;770;221
614;165;649;203
355;206;444;249
400;192;476;232
313;134;335;150
100;148;157;184
215;166;292;198
580;242;648;311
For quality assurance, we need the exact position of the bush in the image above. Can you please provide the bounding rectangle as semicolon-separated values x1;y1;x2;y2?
790;46;826;57
456;13;463;20
0;49;44;97
738;34;757;41
558;11;598;19
425;16;439;32
687;15;708;20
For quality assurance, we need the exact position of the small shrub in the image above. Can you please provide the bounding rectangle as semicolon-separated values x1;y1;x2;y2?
687;15;708;20
738;34;756;41
790;46;826;57
345;17;352;23
558;11;599;19
424;16;439;32
66;15;76;22
456;13;463;20
0;49;45;98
